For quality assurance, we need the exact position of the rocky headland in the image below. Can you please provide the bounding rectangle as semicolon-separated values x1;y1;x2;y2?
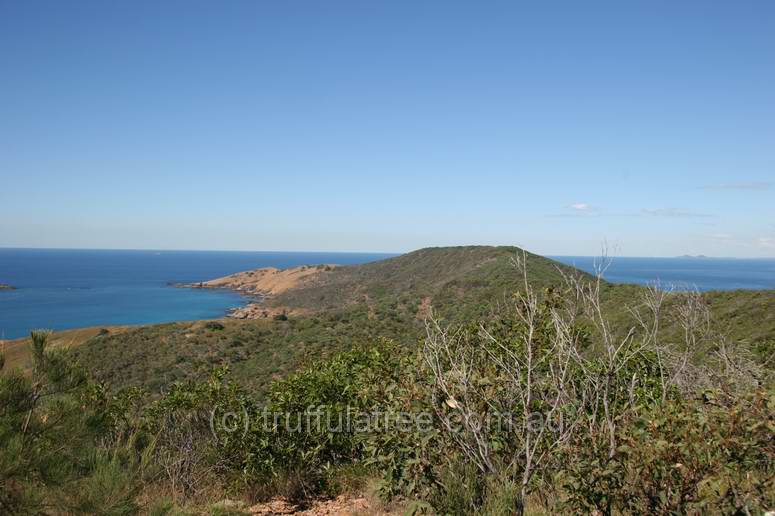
187;264;336;319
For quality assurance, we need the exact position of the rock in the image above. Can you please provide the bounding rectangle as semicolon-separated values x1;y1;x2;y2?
214;498;247;510
249;497;297;514
248;495;373;515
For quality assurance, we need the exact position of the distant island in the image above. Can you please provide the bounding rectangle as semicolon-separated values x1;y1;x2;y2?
677;254;709;259
0;283;15;290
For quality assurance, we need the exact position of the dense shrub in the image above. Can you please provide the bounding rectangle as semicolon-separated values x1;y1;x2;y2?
559;391;774;514
243;340;408;488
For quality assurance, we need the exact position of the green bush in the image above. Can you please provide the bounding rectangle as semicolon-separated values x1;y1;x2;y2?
253;341;406;481
559;390;775;514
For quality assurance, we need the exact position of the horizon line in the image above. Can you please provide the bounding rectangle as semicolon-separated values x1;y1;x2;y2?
0;245;771;260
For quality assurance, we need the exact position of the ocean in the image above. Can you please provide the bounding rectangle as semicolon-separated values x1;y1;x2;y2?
551;256;775;292
1;249;773;340
0;248;393;340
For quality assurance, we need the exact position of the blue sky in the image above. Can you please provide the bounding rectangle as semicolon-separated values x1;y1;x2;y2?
1;1;773;257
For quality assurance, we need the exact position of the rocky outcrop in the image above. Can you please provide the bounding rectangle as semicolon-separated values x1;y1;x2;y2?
227;303;302;320
192;264;335;297
187;265;336;320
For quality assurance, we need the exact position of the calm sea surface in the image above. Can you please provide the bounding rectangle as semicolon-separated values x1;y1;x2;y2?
551;256;775;292
0;249;393;339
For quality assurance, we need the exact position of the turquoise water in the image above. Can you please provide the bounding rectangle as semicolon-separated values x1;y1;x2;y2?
551;256;775;291
0;249;393;339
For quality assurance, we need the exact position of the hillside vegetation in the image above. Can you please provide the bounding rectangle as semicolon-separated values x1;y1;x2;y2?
272;246;586;319
2;246;773;514
61;247;774;396
67;247;589;394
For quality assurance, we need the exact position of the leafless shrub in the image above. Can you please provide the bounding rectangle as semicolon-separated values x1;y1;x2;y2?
151;411;222;501
423;251;586;510
423;248;765;512
709;334;770;392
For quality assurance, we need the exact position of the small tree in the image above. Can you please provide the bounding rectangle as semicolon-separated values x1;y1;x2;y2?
423;253;589;513
1;330;138;514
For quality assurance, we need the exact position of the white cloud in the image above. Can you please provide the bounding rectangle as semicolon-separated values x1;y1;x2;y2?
545;202;597;218
710;233;732;239
569;203;591;211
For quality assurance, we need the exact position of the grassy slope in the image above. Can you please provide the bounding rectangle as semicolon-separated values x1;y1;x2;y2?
45;246;774;395
70;312;420;396
1;326;131;371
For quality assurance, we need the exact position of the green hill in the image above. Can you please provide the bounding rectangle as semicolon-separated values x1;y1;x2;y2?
273;245;587;319
68;246;582;394
67;246;773;395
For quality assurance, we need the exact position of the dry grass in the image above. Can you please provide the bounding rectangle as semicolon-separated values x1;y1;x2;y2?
0;325;130;372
